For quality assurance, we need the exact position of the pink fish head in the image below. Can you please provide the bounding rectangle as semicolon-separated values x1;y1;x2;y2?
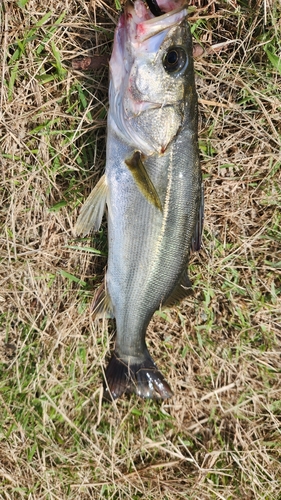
109;0;193;155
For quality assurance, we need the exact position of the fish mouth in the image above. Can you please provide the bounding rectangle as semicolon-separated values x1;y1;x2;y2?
145;0;164;17
126;1;189;43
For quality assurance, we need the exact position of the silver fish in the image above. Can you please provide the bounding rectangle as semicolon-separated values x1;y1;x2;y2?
75;0;202;400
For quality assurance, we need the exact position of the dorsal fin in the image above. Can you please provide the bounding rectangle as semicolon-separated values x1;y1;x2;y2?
191;182;204;252
163;270;192;308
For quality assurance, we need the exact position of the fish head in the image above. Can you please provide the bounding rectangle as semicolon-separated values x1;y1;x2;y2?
109;0;196;155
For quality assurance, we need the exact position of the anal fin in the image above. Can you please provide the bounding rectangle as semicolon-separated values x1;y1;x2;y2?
74;174;107;236
91;281;114;319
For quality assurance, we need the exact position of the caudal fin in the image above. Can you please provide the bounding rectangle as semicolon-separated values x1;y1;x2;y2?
103;351;173;401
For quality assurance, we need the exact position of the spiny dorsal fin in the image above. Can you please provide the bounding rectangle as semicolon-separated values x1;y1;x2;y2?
125;151;163;212
163;270;192;308
74;174;107;236
91;281;114;319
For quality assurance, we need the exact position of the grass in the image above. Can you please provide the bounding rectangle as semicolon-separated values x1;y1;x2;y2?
0;0;281;498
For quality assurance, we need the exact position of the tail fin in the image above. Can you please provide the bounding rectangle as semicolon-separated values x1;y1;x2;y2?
103;351;173;401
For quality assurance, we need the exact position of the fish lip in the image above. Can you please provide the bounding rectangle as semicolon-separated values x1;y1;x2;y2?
126;2;189;42
141;3;188;22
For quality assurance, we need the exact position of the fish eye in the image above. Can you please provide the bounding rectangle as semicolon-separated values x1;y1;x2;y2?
163;47;187;74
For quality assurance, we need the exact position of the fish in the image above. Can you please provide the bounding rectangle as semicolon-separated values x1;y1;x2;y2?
75;0;202;400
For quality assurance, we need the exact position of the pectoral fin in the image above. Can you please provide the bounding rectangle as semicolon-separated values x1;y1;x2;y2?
163;270;192;308
74;175;107;236
125;151;162;212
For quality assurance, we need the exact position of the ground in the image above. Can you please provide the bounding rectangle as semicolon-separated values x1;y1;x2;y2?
0;0;281;498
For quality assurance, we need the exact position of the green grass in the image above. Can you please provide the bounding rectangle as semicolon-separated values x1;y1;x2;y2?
1;0;281;498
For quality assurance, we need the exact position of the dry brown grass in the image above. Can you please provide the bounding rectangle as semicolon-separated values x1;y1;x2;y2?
1;0;281;498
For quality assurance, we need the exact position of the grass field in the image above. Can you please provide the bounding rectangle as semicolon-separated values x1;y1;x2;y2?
1;0;281;498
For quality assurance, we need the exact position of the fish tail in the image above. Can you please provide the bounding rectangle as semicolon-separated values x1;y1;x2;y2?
103;351;173;401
